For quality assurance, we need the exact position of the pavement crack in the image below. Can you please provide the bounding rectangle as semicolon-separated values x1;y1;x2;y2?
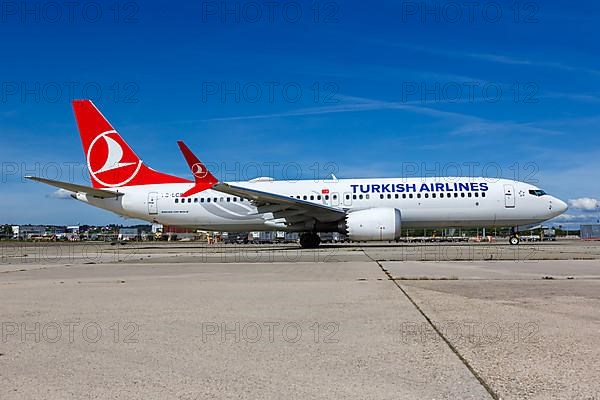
362;249;500;400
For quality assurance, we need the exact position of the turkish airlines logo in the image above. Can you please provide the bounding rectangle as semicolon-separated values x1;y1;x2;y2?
87;130;142;187
191;163;208;179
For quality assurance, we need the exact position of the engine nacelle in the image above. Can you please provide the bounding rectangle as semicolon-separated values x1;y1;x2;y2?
345;208;401;241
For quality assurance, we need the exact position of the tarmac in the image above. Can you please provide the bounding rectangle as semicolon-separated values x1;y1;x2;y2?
1;239;599;399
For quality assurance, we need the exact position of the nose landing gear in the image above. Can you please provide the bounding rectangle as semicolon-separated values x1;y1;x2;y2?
509;227;520;245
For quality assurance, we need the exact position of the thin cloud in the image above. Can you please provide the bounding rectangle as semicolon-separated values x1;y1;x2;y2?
385;42;600;76
201;103;392;122
467;53;600;75
202;94;567;139
568;197;599;211
47;189;73;200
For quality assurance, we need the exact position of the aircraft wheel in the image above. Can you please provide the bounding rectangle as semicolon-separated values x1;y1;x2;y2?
509;235;520;245
300;233;321;248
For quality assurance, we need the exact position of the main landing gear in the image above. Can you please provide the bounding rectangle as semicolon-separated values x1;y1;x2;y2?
299;232;321;249
509;227;520;245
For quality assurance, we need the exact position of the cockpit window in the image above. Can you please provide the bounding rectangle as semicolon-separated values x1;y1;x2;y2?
528;189;547;196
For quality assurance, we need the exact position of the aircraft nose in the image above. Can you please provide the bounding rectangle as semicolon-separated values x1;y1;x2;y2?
551;197;568;215
556;198;568;213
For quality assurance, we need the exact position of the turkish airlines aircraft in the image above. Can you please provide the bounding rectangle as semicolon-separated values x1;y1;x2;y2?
27;100;568;248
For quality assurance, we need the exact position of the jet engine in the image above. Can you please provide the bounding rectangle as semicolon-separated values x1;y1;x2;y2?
345;208;401;241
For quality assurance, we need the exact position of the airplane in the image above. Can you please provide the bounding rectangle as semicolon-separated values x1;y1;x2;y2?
27;100;568;248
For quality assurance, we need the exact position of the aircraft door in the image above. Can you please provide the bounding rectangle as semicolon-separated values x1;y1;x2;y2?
503;185;515;208
332;192;340;206
343;192;352;206
148;192;158;215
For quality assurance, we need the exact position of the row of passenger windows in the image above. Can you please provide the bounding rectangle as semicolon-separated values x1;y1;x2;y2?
175;197;247;204
174;191;486;204
292;194;337;201
377;192;485;199
290;192;485;201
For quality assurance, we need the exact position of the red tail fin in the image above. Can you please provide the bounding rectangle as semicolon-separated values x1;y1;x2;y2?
72;100;190;188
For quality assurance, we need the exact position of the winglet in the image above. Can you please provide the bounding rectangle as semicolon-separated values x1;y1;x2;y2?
177;141;218;196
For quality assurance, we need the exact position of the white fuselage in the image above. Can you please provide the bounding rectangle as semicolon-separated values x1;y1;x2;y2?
75;177;567;232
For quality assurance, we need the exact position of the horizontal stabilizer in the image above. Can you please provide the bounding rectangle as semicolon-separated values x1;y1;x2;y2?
25;176;124;198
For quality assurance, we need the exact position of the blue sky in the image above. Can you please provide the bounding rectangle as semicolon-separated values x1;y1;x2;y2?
1;0;599;227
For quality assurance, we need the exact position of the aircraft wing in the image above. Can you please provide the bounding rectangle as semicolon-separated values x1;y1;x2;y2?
25;176;124;199
176;140;345;228
212;182;345;225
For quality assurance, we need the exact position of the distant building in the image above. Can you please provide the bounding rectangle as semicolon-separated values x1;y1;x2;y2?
66;225;80;234
12;225;45;240
580;225;600;241
118;228;140;241
162;225;198;241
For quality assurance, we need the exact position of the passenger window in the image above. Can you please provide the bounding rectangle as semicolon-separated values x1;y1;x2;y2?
317;195;321;200
333;194;337;200
468;193;472;198
201;198;205;203
482;192;486;198
409;194;413;199
310;195;314;200
233;197;236;202
380;194;384;199
207;198;211;203
454;193;458;198
440;193;444;198
395;194;399;199
424;193;429;198
227;197;231;202
175;198;179;203
188;198;192;203
402;194;406;199
387;194;392;199
474;192;479;197
325;195;329;200
417;193;421;199
432;193;436;198
345;195;350;200
353;195;357;200
194;198;198;203
303;195;307;200
461;193;465;198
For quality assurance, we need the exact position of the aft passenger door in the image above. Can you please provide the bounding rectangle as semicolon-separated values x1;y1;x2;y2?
503;184;515;208
331;192;340;206
148;192;158;215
